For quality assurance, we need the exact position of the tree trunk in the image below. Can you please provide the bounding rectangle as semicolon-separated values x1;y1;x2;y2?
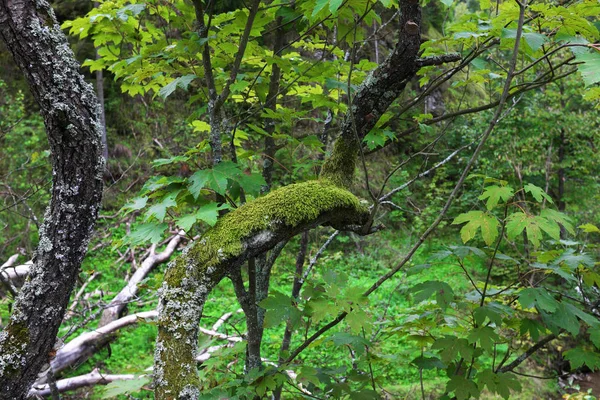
0;1;104;398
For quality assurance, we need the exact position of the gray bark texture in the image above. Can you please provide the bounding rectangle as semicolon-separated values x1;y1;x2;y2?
0;1;104;398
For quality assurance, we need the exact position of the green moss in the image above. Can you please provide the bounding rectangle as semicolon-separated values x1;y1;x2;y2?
319;136;359;188
166;180;366;288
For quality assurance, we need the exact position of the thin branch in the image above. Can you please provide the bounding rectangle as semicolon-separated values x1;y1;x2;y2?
29;369;143;397
379;143;471;202
497;334;557;373
415;53;462;67
214;0;262;113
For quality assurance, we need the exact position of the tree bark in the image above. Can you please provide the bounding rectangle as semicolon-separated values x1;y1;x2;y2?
0;1;104;398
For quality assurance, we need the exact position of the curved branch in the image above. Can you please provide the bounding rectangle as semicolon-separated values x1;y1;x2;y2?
320;0;422;188
47;311;157;379
497;334;557;373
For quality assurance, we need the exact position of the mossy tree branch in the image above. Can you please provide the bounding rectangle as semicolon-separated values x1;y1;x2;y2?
154;182;370;398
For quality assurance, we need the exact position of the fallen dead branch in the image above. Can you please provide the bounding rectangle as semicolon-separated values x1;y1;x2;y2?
98;231;185;327
29;368;143;397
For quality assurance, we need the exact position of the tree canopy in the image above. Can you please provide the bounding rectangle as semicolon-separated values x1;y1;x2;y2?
0;0;599;399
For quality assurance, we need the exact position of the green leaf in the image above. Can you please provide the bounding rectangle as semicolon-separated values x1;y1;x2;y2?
329;0;343;14
195;203;229;226
236;172;267;197
176;214;198;232
446;375;480;400
121;196;148;214
520;319;545;341
188;171;209;200
259;291;300;328
564;347;600;370
363;131;387;150
564;303;599;327
505;211;528;240
518;288;559;313
346;307;369;334
159;74;196;99
432;336;473;363
541;209;575;235
506;212;545;247
473;305;503;327
579;223;600;233
145;192;178;222
478;185;514;210
129;222;168;245
524;183;553;203
452;211;499;246
448;245;487;259
328;332;370;347
575;50;600;87
188;162;241;196
467;326;500;352
406;334;435;347
152;155;189;167
555;248;595;268
312;0;328;17
100;377;150;398
191;120;211;133
534;215;561;241
411;356;446;370
477;369;522;400
411;280;454;310
589;326;600;349
501;29;547;52
553;303;580;336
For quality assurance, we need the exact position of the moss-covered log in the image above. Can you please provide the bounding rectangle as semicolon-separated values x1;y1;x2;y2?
154;181;369;398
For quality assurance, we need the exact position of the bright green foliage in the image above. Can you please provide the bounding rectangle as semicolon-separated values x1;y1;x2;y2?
454;181;574;248
478;185;514;210
47;0;600;398
453;210;500;246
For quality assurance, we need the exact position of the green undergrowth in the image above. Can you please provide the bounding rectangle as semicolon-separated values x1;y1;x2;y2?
57;223;558;399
